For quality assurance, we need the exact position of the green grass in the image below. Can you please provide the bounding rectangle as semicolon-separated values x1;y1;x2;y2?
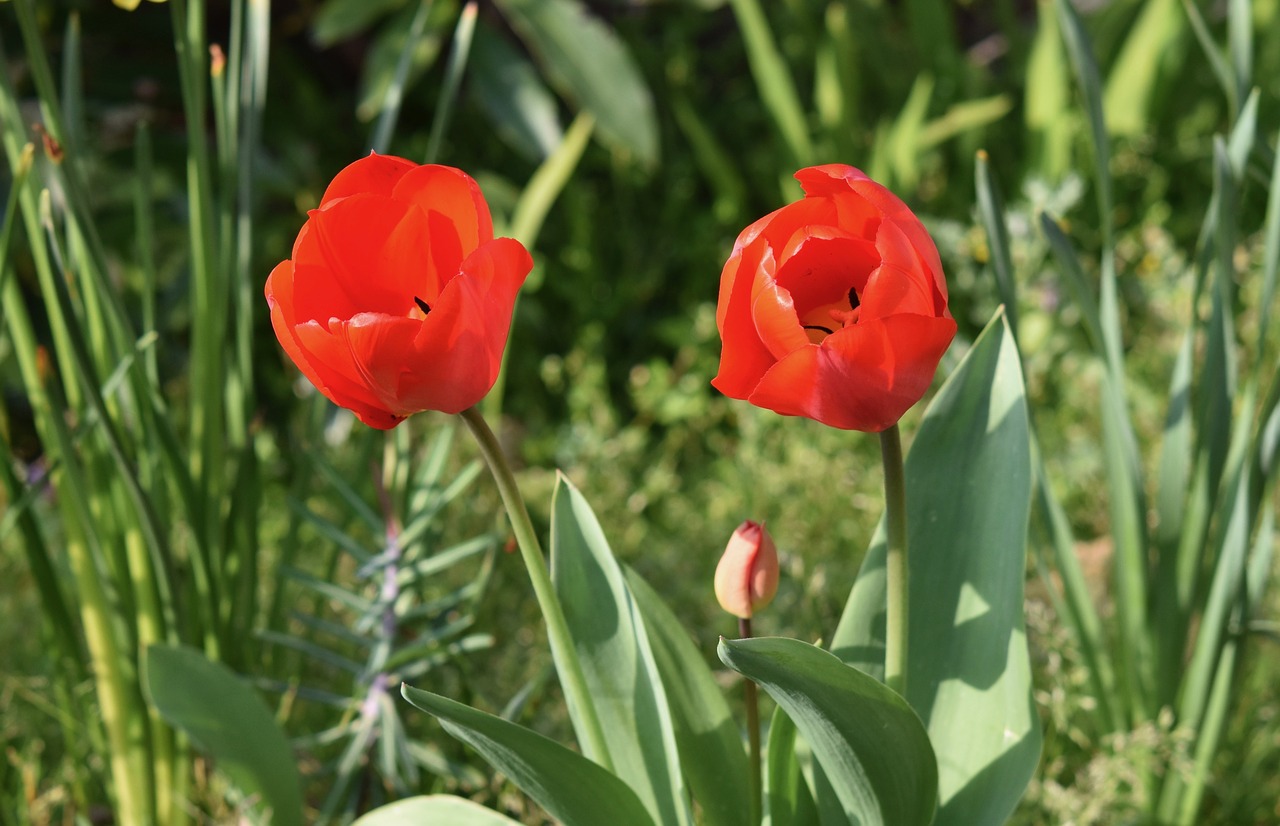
2;0;1279;823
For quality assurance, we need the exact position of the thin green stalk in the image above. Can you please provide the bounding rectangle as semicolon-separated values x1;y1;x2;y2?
739;616;762;826
424;1;477;165
458;407;613;770
170;0;225;660
370;0;433;154
484;112;594;421
880;423;908;698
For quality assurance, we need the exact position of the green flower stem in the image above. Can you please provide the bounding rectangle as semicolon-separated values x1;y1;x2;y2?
459;407;614;772
739;616;762;826
880;424;909;697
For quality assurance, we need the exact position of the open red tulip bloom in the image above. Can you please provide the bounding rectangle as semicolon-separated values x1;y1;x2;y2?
266;154;533;429
712;165;956;432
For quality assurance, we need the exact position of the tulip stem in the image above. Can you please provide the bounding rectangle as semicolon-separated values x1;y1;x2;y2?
880;423;909;698
459;407;614;772
739;616;763;826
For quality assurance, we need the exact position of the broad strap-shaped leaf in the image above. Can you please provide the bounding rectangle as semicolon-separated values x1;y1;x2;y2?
625;566;752;826
493;0;658;166
550;474;691;826
143;645;304;826
469;21;564;161
763;704;819;826
718;637;937;826
353;794;522;825
401;686;654;826
831;311;1041;825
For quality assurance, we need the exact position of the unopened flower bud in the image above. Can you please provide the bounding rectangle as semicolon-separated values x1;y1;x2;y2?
714;520;779;619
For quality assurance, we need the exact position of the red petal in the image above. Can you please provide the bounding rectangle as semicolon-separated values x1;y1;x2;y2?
747;314;956;431
265;260;326;391
846;181;947;303
291;194;437;323
772;228;880;317
290;318;404;429
320;153;418;208
395;237;533;413
794;164;872;197
712;237;780;399
392;165;494;263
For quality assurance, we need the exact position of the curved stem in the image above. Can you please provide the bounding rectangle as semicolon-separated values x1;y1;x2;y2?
459;407;613;771
880;424;909;697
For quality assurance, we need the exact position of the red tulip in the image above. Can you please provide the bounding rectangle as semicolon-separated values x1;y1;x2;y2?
266;154;533;429
712;165;956;432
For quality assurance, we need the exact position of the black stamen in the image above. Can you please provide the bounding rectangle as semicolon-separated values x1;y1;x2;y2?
848;287;860;311
414;296;432;316
803;324;834;335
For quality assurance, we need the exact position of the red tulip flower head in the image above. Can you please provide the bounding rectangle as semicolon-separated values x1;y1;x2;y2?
712;165;956;432
265;154;533;429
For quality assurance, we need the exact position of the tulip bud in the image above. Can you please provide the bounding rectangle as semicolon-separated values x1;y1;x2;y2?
714;521;779;619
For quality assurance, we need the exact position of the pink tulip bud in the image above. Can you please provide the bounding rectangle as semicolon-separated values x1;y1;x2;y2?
714;521;779;619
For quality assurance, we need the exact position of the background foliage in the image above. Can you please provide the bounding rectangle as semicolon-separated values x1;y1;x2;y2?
2;0;1279;823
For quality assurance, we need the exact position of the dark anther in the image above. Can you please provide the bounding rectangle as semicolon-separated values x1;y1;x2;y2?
848;287;860;311
803;324;835;335
414;296;432;316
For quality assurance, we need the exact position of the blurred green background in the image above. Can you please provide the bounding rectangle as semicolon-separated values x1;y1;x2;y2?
2;0;1279;823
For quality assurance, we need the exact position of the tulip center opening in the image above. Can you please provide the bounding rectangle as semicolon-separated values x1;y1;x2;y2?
801;286;861;344
414;296;432;318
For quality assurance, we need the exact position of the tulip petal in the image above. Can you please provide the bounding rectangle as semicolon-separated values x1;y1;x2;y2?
750;276;806;360
268;260;389;426
392;165;495;258
292;194;438;322
847;183;947;302
773;228;880;317
747;314;957;431
795;165;946;299
291;319;405;429
320;153;418;208
394;237;532;414
712;237;780;399
331;313;424;416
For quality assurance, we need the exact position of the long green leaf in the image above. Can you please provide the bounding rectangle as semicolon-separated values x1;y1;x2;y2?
550;475;691;826
469;20;564;160
763;705;818;826
975;150;1018;338
625;567;751;826
718;637;937;826
143;645;304;826
830;310;1041;824
1102;0;1186;136
401;685;655;826
495;0;657;166
726;0;813;168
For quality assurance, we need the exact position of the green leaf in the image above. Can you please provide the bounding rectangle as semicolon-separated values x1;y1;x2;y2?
1102;0;1186;136
718;637;937;826
469;21;564;161
313;0;406;48
494;0;657;166
830;310;1041;825
763;704;818;826
550;475;691;826
401;686;655;826
625;566;752;826
974;150;1018;338
356;2;449;124
353;794;521;825
143;645;304;826
726;0;814;168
